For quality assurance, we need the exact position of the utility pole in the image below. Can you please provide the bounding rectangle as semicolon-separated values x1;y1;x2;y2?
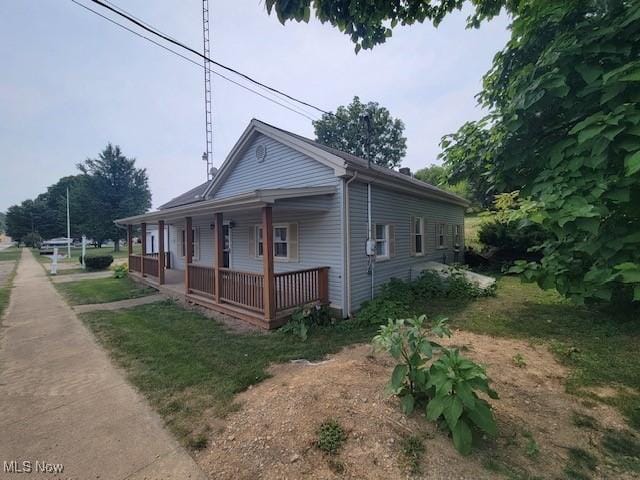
202;0;214;180
66;187;71;258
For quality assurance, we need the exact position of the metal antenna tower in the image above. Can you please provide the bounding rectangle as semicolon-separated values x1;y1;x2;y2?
202;0;213;180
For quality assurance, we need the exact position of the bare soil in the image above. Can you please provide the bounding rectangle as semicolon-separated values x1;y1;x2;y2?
195;331;634;479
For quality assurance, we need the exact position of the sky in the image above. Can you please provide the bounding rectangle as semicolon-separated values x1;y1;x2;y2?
0;1;511;212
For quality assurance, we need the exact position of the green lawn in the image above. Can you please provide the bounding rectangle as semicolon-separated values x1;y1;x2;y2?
55;276;156;305
0;246;21;262
80;302;379;447
464;214;485;250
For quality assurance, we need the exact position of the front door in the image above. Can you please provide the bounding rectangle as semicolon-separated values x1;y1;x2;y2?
223;224;231;268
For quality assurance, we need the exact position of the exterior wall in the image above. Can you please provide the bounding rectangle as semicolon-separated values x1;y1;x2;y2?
348;181;465;312
211;133;337;200
144;228;168;254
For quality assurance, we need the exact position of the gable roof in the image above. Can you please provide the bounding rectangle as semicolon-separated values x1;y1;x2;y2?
159;180;211;210
159;119;468;210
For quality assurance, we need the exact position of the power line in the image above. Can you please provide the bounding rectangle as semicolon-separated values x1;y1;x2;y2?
99;0;320;119
69;0;318;121
87;0;331;116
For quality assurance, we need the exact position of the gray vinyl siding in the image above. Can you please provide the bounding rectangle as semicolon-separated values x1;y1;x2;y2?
211;133;337;200
348;181;465;312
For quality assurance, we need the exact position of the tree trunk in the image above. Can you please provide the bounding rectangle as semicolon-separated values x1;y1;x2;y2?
113;231;120;252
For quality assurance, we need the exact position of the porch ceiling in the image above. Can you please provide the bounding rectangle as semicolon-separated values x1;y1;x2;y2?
115;186;336;225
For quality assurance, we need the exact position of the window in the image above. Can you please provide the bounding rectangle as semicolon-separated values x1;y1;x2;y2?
375;224;389;258
180;228;199;259
454;224;461;247
256;225;289;259
414;217;424;255
438;223;446;248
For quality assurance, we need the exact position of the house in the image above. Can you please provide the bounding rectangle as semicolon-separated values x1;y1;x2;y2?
116;119;468;329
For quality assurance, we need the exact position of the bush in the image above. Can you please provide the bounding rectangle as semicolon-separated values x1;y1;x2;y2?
23;232;42;248
373;315;498;455
279;304;333;340
356;270;493;325
113;264;128;278
84;255;113;270
477;220;546;261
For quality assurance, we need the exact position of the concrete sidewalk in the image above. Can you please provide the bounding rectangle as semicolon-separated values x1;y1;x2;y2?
0;249;207;480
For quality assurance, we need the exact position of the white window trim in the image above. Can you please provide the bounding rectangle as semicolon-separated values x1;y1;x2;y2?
180;226;200;260
454;224;461;249
437;223;447;250
375;224;390;261
255;224;290;261
415;217;425;257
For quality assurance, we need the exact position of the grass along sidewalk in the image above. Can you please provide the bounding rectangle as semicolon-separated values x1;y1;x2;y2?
55;276;156;305
35;244;142;264
0;246;21;262
80;301;379;449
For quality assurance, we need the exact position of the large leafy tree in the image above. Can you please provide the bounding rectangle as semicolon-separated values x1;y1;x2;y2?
267;0;640;305
78;144;151;251
313;96;407;168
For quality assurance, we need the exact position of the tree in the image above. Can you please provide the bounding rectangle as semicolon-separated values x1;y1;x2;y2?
266;0;640;306
265;0;506;52
313;96;407;168
414;164;446;186
77;144;151;251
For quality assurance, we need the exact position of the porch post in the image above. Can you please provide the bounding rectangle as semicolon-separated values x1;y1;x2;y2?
158;220;165;285
262;206;275;323
214;212;223;302
141;222;146;277
127;224;133;273
185;217;193;293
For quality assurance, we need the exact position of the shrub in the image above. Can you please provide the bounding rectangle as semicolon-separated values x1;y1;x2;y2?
477;220;546;261
316;419;346;455
113;264;128;278
279;304;333;340
373;315;498;455
84;255;113;270
356;270;494;325
23;232;42;248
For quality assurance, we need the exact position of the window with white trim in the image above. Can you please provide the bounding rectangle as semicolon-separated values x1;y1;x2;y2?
180;227;199;260
454;224;461;247
375;224;389;258
414;217;424;255
438;223;446;248
256;225;289;259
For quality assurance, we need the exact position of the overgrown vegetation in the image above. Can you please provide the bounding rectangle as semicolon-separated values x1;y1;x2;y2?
113;264;128;278
80;301;378;447
56;276;154;305
373;315;498;455
316;419;347;455
399;435;425;475
357;270;493;325
279;304;333;341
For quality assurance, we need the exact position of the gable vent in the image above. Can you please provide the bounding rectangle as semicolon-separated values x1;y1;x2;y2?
255;144;267;163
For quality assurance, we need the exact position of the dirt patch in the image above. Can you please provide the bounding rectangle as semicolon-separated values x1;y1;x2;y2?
196;331;632;479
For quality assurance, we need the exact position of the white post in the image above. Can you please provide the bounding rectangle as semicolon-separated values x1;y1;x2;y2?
51;247;58;275
81;235;87;270
66;187;71;258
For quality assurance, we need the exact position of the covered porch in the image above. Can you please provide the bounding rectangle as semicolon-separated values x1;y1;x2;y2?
120;187;334;329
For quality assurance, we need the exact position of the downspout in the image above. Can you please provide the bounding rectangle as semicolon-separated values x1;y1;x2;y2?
368;182;374;300
344;171;358;317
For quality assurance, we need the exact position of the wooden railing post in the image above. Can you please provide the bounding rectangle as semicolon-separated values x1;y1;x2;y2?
319;267;329;304
158;220;165;285
214;212;223;301
185;217;193;293
141;222;146;277
127;224;133;272
262;206;275;323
